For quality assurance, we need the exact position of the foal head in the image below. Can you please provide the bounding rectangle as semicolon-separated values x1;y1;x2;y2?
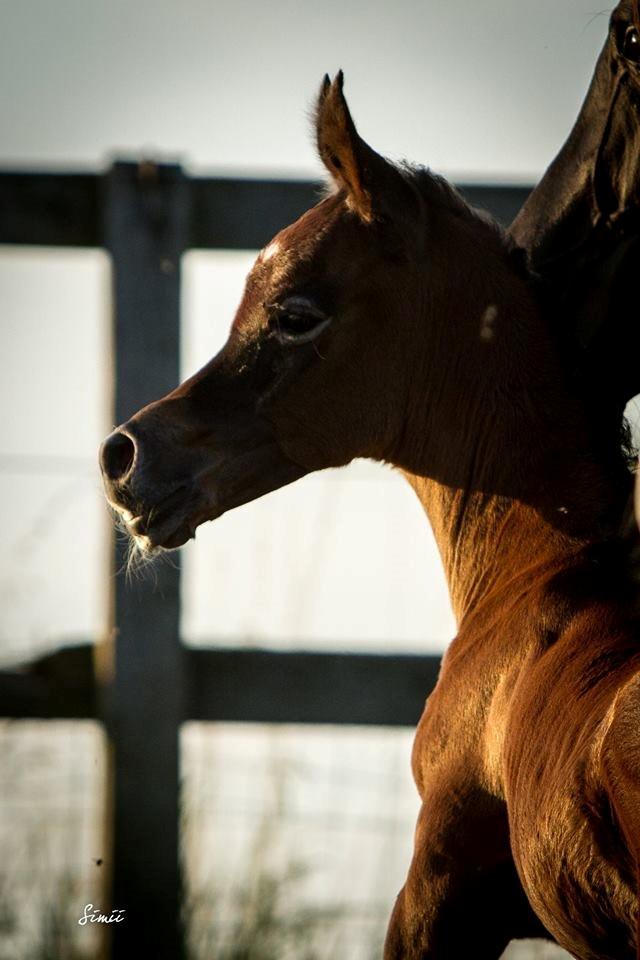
100;74;544;555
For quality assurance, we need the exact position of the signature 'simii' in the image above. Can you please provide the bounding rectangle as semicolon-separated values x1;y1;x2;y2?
78;904;125;925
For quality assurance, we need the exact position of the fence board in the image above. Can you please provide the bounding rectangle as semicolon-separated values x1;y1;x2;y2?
0;171;100;246
0;644;96;719
0;172;530;251
103;161;189;959
190;648;440;727
0;644;440;727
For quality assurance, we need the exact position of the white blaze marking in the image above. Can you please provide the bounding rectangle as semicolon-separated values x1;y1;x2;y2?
480;304;498;341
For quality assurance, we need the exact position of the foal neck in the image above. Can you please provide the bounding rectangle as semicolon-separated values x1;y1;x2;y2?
405;475;609;626
393;210;629;624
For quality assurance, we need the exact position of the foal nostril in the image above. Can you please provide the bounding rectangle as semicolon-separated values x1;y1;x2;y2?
100;431;136;482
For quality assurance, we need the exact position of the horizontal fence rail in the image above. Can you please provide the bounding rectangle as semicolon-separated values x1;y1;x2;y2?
0;168;531;249
0;642;441;727
0;163;532;959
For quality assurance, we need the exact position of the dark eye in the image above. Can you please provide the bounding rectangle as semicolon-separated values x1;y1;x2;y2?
268;296;332;344
622;24;640;62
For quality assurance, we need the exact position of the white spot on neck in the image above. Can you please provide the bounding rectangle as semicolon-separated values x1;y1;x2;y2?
480;304;498;341
261;240;281;263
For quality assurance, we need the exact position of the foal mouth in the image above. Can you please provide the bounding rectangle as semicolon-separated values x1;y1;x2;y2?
118;484;215;553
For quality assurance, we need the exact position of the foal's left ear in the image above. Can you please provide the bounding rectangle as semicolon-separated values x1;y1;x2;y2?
316;72;410;223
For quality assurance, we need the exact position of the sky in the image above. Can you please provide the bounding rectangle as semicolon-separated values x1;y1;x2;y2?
1;0;607;179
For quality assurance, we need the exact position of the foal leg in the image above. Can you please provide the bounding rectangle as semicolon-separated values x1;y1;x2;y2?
384;798;548;959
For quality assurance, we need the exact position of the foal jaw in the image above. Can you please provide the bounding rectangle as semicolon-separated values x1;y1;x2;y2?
108;487;204;556
103;427;310;554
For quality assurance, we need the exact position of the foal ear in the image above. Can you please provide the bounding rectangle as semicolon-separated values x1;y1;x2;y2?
316;72;405;223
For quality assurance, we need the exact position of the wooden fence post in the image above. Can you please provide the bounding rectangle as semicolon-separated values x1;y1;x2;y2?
103;161;189;959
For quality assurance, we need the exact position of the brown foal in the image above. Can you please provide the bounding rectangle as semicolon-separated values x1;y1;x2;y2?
100;75;640;959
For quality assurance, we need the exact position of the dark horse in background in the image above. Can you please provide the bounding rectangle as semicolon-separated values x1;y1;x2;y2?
511;0;640;523
101;57;640;956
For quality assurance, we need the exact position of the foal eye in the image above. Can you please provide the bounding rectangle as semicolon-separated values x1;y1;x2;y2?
622;24;640;62
268;297;332;344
